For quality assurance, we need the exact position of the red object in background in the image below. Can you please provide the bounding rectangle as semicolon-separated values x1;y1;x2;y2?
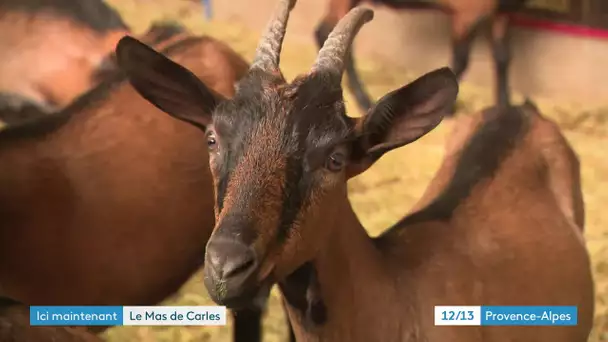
506;0;608;40
410;1;608;41
510;13;608;40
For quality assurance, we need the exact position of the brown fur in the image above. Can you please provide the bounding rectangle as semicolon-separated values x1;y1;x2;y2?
320;0;508;42
276;103;593;342
437;0;496;36
0;31;290;342
116;2;592;341
0;3;286;341
321;0;512;51
0;299;102;342
316;0;526;112
423;103;586;231
0;34;244;309
0;6;188;116
0;11;129;110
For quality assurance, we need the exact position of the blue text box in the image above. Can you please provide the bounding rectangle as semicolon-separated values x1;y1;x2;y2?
481;306;577;326
30;306;123;326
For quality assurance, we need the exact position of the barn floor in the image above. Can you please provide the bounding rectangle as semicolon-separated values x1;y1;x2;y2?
101;0;608;340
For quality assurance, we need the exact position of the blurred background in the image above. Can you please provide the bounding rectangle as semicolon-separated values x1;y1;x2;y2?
3;0;608;340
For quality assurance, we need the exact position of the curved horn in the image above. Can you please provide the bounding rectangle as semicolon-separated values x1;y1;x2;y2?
250;0;297;72
311;7;373;78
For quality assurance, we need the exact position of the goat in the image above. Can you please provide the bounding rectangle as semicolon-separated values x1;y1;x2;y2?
0;297;102;342
0;0;191;126
116;1;594;341
0;21;189;127
315;0;529;113
0;0;129;114
0;28;289;341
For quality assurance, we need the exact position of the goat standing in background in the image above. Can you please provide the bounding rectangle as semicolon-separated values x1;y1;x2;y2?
0;0;194;126
316;0;529;114
0;20;192;125
0;0;129;114
116;1;593;341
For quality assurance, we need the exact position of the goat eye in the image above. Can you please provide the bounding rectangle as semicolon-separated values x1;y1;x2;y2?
326;151;346;172
206;132;217;150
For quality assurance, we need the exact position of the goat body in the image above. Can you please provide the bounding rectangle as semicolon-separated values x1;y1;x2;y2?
0;297;102;342
115;1;592;341
280;102;593;341
0;0;129;111
0;29;279;341
315;0;530;112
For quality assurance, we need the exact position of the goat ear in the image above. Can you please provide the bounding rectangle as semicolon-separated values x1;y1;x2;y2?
347;67;458;176
115;35;222;130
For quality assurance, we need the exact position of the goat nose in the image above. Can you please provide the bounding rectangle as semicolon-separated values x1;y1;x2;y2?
206;237;258;283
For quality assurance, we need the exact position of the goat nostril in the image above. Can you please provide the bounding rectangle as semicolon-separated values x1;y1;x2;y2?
208;253;222;271
206;238;258;282
223;255;256;279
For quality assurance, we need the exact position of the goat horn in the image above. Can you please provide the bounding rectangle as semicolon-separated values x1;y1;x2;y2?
250;0;297;72
311;7;373;79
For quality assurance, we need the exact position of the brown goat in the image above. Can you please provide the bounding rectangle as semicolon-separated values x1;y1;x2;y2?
316;0;529;113
0;297;102;342
116;1;594;341
426;98;586;233
0;29;289;341
0;0;190;126
0;0;130;113
0;21;192;127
